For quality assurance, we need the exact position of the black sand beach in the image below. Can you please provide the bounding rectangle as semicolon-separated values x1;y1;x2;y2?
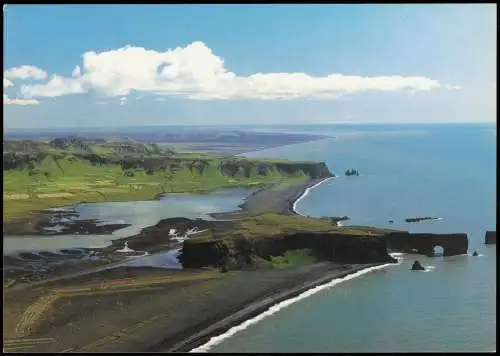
3;262;386;353
211;177;331;220
159;262;384;352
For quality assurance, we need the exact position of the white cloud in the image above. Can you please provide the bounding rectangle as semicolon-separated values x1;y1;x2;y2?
4;78;13;88
16;41;456;101
3;94;40;106
72;65;81;77
4;65;48;80
21;74;84;98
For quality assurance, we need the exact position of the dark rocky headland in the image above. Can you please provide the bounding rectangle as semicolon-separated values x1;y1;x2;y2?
485;230;496;244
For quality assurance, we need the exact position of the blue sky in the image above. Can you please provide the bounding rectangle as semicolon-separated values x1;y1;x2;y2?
3;4;496;128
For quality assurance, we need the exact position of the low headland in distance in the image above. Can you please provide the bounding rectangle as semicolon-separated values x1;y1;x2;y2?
3;130;330;226
2;131;482;353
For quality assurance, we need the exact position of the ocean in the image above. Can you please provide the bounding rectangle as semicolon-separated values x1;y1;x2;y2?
203;123;497;353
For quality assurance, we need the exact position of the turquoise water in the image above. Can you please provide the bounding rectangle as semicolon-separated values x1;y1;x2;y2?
209;124;496;352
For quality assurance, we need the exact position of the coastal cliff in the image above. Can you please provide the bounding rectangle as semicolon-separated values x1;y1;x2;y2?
485;231;496;244
3;151;333;181
178;213;472;269
180;232;397;269
384;232;468;256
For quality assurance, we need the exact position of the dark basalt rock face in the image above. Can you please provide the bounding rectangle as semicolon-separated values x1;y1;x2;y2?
384;232;468;256
179;233;397;269
345;169;359;177
485;231;496;245
274;161;334;179
405;216;440;223
330;216;350;225
411;260;425;271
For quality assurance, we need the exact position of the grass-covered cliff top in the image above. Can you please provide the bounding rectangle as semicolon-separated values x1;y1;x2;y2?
3;137;333;222
187;213;400;243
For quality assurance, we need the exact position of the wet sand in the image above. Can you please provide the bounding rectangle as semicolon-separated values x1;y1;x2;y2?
211;177;331;220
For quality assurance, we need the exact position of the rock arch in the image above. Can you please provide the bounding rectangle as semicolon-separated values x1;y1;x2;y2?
385;232;468;256
432;245;444;257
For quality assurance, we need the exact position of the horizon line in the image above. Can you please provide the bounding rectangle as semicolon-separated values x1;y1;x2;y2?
4;121;497;131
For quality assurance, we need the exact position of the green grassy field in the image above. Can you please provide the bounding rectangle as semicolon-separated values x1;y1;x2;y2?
269;249;318;269
3;153;312;222
188;213;398;244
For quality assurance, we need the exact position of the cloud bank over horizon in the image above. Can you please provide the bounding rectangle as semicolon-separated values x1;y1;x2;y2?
4;41;458;106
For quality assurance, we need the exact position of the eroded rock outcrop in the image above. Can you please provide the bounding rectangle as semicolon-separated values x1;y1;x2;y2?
179;232;397;269
485;231;496;245
404;216;441;223
411;260;425;271
384;232;468;256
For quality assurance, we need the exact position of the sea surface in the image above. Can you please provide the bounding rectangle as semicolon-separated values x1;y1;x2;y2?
206;123;496;353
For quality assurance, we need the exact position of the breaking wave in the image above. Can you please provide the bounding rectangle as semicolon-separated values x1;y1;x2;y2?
190;261;400;352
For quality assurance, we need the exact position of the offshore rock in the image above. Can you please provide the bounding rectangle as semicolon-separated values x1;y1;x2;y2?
410;260;425;271
485;231;496;245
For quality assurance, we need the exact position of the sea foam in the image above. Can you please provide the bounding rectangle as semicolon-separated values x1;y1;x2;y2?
292;177;334;216
389;252;405;262
422;265;436;273
190;261;400;353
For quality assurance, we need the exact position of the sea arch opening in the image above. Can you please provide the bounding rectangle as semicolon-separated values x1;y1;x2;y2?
432;245;444;257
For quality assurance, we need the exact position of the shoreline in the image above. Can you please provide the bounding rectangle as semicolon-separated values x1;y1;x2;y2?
4;261;401;353
210;176;334;220
160;261;397;352
2;177;327;237
291;177;335;216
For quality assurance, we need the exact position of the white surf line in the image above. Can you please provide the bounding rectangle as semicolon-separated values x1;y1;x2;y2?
292;176;335;216
422;266;436;273
189;261;400;353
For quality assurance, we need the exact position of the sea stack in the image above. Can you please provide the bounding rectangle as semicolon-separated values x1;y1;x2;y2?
411;260;425;271
472;250;479;256
485;231;496;245
344;169;359;177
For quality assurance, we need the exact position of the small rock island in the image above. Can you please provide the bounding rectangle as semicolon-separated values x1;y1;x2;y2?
405;216;440;223
411;260;426;271
330;216;350;226
345;169;359;176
